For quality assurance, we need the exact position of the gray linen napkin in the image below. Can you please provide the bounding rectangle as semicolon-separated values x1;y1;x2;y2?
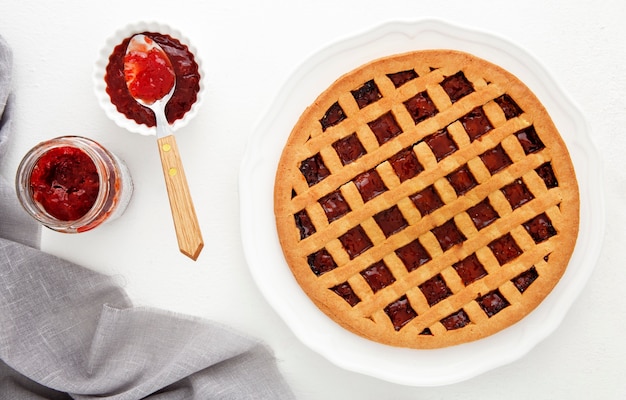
0;35;295;400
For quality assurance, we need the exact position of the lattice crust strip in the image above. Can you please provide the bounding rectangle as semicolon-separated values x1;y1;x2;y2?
274;50;579;349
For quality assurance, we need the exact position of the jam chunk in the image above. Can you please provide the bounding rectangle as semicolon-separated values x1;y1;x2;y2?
523;212;557;243
535;162;558;188
453;253;488;285
368;111;403;145
432;219;466;252
373;205;408;237
29;147;100;221
299;153;330;186
320;101;346;131
307;249;337;276
410;185;444;216
351;79;382;108
331;282;361;306
332;133;366;165
480;144;512;175
488;233;523;265
404;91;438;124
384;295;417;331
501;179;534;210
294;209;316;239
361;261;396;293
424;128;458;162
477;289;510;317
395;239;431;272
440;71;474;103
419;274;453;306
353;169;387;202
494;94;523;119
512;266;539;293
419;328;433;335
387;69;418;88
389;147;423;182
447;164;477;196
515;125;545;154
441;309;471;330
460;106;493;142
466;198;499;230
339;226;373;259
319;190;351;222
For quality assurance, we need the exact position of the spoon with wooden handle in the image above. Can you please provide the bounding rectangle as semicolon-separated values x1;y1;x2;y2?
124;34;203;260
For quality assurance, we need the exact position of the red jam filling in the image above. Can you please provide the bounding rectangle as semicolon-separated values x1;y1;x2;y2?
387;69;418;88
535;162;559;188
460;106;493;142
419;274;452;306
331;282;361;306
319;190;351;222
515;125;545;154
488;233;523;265
294;209;316;239
424;128;458;162
353;169;387;202
477;289;510;317
307;248;337;276
446;164;477;195
384;295;417;331
320;102;346;131
299;153;330;186
466;198;499;230
368;111;402;145
512;266;539;293
501;179;534;210
360;261;396;293
351;80;382;109
389;147;423;182
30;146;99;221
373;205;408;237
453;253;488;286
523;212;557;243
410;185;444;216
105;32;200;127
480;144;512;175
395;239;431;272
432;219;466;252
332;133;366;165
441;309;470;330
440;71;475;103
124;41;175;104
339;226;373;259
494;94;523;119
404;91;438;124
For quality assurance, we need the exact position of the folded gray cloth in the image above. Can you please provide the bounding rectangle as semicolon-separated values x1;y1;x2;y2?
0;35;294;400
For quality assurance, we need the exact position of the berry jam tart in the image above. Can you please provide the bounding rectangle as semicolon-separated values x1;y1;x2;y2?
274;50;579;349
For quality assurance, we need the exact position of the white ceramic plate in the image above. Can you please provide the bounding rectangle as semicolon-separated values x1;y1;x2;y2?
239;19;604;386
93;21;205;136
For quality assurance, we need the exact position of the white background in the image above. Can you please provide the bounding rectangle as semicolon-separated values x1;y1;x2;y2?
1;1;624;398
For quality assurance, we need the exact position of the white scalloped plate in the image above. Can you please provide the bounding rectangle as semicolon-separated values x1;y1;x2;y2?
93;21;205;136
239;19;604;386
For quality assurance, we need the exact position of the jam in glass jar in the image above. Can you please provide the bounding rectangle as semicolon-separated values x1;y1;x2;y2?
15;136;133;233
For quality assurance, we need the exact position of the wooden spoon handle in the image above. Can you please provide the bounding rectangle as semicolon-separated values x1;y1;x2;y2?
157;135;204;260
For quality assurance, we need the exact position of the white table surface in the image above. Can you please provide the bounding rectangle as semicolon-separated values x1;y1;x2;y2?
1;1;624;398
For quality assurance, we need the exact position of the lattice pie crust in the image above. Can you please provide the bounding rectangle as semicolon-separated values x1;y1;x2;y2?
274;50;579;349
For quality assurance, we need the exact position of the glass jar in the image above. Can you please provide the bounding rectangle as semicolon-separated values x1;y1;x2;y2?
15;136;133;233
